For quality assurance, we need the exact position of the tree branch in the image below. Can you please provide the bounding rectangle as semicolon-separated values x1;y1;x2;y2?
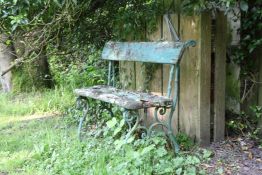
1;48;38;76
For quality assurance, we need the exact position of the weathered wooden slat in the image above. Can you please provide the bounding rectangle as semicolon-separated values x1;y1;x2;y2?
102;42;184;64
214;12;227;142
179;15;200;142
144;17;164;129
179;13;211;146
198;12;212;146
74;85;172;110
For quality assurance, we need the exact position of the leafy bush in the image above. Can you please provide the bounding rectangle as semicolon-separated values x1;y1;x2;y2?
31;130;208;175
49;48;106;90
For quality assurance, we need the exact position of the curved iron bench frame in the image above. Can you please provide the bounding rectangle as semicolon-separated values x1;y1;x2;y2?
75;40;196;153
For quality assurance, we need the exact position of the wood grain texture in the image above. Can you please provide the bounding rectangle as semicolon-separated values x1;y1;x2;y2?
119;61;136;90
179;13;211;145
198;12;211;145
144;19;163;127
102;42;185;64
179;15;200;142
213;12;227;142
75;85;172;110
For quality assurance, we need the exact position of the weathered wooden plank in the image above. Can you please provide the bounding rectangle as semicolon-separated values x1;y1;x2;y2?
102;42;185;64
179;15;199;142
74;85;172;110
144;18;163;127
198;12;212;145
119;61;136;90
179;13;211;145
213;12;227;142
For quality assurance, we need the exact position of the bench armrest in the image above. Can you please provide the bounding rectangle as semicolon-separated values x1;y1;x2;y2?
184;40;197;48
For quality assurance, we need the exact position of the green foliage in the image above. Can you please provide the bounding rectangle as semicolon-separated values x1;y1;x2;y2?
227;106;262;140
0;0;164;54
0;0;166;93
49;48;106;89
176;132;194;151
0;88;214;175
231;0;262;75
12;62;51;93
113;0;163;40
0;116;207;175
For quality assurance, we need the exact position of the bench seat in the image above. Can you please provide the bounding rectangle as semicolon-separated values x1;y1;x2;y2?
74;85;172;110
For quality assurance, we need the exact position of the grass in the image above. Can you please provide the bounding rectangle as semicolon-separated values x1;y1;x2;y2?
0;89;209;175
0;115;72;175
0;88;76;174
0;88;74;117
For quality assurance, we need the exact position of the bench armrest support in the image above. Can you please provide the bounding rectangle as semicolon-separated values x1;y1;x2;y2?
184;40;197;48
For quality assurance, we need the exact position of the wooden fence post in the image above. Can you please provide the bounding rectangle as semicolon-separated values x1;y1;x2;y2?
214;12;227;141
179;12;212;145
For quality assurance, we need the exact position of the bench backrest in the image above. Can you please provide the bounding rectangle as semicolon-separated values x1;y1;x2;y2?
102;41;186;64
102;40;196;100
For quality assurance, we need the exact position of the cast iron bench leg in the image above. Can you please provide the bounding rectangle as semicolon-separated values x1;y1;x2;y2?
146;107;180;153
76;97;89;141
123;109;141;140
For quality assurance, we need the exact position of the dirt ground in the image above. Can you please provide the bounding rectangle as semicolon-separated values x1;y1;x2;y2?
201;137;262;175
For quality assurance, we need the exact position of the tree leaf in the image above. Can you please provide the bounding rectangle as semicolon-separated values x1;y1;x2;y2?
106;117;117;128
176;168;183;175
141;144;155;155
240;1;248;12
203;149;213;159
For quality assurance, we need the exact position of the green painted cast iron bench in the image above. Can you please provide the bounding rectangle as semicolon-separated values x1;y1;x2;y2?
74;40;196;152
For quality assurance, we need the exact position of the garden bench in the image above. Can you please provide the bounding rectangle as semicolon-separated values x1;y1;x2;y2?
74;40;196;153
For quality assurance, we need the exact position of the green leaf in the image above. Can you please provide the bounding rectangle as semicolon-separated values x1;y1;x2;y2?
5;40;11;46
106;117;117;128
240;1;249;12
114;139;125;150
141;144;155;155
113;126;122;136
119;119;125;127
72;0;77;5
173;157;184;168
53;0;62;8
176;168;183;175
126;136;135;143
184;167;196;175
203;149;213;159
217;167;224;174
156;147;167;157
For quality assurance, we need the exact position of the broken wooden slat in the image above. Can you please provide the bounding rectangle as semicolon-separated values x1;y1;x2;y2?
74;85;172;110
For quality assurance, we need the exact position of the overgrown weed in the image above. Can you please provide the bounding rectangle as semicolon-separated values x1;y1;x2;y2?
0;91;211;175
